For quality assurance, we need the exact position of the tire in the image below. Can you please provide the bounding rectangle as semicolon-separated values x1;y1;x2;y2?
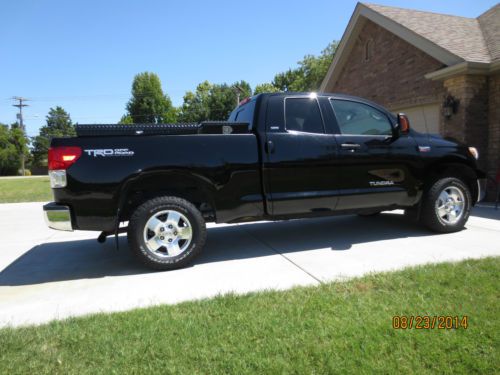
420;177;471;233
128;196;207;270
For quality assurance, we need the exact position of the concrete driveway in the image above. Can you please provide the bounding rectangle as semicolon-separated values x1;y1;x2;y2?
1;202;499;327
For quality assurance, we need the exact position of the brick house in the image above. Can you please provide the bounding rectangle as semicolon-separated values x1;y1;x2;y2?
320;3;500;182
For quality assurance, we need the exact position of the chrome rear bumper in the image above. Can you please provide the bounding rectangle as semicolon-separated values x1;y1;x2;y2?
43;203;73;231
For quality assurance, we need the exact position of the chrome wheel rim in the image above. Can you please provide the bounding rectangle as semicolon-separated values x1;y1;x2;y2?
435;186;465;225
143;210;193;258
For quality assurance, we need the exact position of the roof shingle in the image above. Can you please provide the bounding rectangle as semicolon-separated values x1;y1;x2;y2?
478;4;500;62
364;3;496;63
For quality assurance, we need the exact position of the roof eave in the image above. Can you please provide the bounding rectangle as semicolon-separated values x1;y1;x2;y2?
425;61;500;80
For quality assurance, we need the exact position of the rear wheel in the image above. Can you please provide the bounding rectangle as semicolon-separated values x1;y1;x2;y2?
420;177;471;233
128;196;207;270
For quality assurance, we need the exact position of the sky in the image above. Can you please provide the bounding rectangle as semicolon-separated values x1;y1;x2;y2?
0;0;497;136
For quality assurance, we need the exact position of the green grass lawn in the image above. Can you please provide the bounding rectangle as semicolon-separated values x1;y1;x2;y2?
0;177;51;203
1;258;498;374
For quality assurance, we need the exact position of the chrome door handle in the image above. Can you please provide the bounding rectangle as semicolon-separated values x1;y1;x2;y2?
341;143;361;149
266;140;275;154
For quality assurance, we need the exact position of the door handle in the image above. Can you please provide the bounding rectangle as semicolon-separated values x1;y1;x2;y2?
341;143;361;149
266;140;275;154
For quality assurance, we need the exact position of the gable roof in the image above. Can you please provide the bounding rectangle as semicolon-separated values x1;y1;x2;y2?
321;3;500;91
478;4;500;62
365;4;492;63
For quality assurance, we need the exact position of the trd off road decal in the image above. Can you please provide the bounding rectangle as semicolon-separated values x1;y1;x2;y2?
84;149;135;157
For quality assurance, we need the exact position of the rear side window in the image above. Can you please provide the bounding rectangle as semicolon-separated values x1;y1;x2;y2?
285;98;324;133
330;99;392;135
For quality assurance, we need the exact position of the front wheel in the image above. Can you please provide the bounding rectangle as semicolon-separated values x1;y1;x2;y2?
420;177;471;233
128;196;207;270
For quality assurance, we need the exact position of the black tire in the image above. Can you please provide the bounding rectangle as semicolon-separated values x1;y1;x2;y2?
420;177;471;233
128;196;207;270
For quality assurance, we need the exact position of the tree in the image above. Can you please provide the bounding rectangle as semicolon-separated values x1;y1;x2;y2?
162;106;180;123
9;124;29;169
179;80;252;122
0;124;17;175
272;40;338;92
0;123;29;175
254;83;281;95
206;81;252;121
272;69;303;91
31;107;75;167
178;81;212;123
118;114;134;124
125;72;176;124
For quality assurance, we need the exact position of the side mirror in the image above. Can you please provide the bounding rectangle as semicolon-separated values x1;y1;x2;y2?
397;113;410;135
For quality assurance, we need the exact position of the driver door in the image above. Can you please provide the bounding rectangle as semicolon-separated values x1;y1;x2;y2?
327;98;419;210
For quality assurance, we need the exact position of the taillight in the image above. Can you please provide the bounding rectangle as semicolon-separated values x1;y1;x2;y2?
48;146;82;188
48;146;82;170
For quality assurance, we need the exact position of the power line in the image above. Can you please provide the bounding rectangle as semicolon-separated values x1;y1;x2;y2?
3;91;190;102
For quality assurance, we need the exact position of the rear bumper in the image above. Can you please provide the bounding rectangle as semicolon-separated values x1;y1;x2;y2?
43;202;73;231
477;178;487;203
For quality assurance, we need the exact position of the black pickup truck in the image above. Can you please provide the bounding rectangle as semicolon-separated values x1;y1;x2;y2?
44;92;486;269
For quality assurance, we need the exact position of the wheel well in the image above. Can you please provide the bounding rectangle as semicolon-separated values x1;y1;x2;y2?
425;162;478;202
119;173;216;222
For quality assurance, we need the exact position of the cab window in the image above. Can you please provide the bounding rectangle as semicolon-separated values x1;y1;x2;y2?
330;99;392;136
285;98;324;134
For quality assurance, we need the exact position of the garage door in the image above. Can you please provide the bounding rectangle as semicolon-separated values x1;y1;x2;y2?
393;104;440;134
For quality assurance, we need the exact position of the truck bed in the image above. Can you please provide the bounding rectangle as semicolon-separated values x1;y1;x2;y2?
52;130;264;231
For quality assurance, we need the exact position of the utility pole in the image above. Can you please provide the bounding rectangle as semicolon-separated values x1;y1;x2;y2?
234;85;244;107
12;96;29;175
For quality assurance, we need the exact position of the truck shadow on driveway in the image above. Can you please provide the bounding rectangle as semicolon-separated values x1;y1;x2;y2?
0;212;435;287
470;205;500;220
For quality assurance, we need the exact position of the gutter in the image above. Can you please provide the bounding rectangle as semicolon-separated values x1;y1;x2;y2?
425;61;500;81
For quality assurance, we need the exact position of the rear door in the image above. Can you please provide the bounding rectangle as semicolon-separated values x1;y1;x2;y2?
262;94;340;216
326;98;420;210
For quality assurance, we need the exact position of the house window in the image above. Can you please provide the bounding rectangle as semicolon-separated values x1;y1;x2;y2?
364;39;374;62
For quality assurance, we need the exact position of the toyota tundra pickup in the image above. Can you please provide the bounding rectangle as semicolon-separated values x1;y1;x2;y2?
43;92;486;269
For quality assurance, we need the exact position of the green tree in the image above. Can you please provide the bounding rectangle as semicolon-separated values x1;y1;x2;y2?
179;80;252;122
272;69;303;91
118;114;134;124
0;124;16;175
206;81;252;121
31;107;75;167
254;83;281;95
162;106;180;123
272;40;338;92
178;81;212;123
125;72;176;124
0;123;29;175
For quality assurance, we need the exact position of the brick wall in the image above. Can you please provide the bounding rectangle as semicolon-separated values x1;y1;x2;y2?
488;73;500;179
328;19;446;110
443;75;490;171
